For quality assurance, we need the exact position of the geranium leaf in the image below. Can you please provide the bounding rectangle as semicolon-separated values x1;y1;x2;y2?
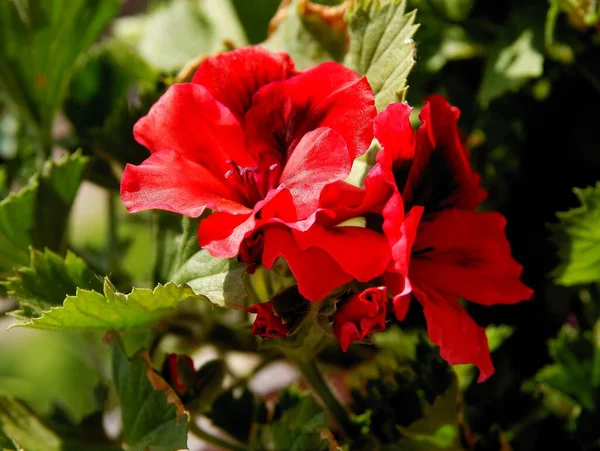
344;0;419;110
0;151;88;277
2;248;102;316
397;378;461;450
33;150;89;253
111;343;188;451
534;324;598;412
231;0;281;44
0;0;120;137
478;29;544;107
550;183;600;286
171;249;248;308
0;181;37;275
258;386;332;451
262;0;339;69
0;396;121;451
9;280;199;331
112;0;246;72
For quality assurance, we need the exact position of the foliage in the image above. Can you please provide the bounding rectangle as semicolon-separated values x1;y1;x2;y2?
0;0;599;450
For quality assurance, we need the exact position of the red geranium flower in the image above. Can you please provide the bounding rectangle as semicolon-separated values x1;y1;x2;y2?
333;287;388;351
247;302;289;338
371;95;533;382
121;46;376;300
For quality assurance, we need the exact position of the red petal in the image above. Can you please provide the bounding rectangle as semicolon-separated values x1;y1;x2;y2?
413;284;495;382
198;211;254;258
245;62;375;166
192;46;296;121
198;189;295;258
292;225;390;283
404;95;487;210
385;203;423;277
262;227;352;301
374;102;415;172
247;301;289;338
411;209;533;306
133;83;253;179
121;150;250;217
333;286;388;351
279;128;352;219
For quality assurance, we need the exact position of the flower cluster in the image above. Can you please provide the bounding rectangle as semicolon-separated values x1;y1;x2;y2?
121;46;533;382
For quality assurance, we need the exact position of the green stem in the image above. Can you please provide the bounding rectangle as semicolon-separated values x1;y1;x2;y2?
188;420;246;451
293;357;358;439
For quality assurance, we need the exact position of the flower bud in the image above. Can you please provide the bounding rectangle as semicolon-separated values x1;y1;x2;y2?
333;286;388;351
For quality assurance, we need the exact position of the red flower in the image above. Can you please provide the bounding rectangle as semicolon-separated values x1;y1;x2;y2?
161;353;195;396
372;95;533;382
333;287;388;351
247;302;289;338
121;46;376;300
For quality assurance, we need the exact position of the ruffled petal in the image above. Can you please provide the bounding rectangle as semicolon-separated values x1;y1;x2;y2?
192;46;296;121
121;150;250;217
404;95;487;211
133;83;253;179
385;204;423;277
333;286;388;351
412;284;495;382
279;127;352;219
198;211;254;258
262;227;352;301
245;61;375;167
292;224;391;283
374;102;415;178
198;189;293;259
410;209;533;306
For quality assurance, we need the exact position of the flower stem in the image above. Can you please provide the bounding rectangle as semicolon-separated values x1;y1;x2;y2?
188;420;246;451
293;357;358;439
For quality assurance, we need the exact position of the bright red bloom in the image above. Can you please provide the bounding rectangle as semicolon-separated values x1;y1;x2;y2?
372;95;533;382
121;46;376;300
247;302;289;338
333;287;388;351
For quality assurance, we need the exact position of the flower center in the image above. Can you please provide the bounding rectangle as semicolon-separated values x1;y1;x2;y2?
224;160;281;207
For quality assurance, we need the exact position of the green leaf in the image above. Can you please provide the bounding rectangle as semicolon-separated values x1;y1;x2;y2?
172;249;249;308
344;0;419;110
33;150;89;253
0;0;121;139
427;0;473;21
478;29;544;107
261;386;331;451
112;343;188;451
398;378;461;450
0;181;37;275
262;0;338;69
65;38;159;136
3;248;102;316
551;183;600;286
0;150;88;276
0;396;121;451
10;280;199;331
231;0;281;44
113;0;247;72
534;324;597;412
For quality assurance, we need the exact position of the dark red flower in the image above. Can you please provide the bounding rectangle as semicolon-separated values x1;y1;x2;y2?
161;353;195;396
371;95;533;382
247;301;290;338
333;287;388;351
121;45;376;300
